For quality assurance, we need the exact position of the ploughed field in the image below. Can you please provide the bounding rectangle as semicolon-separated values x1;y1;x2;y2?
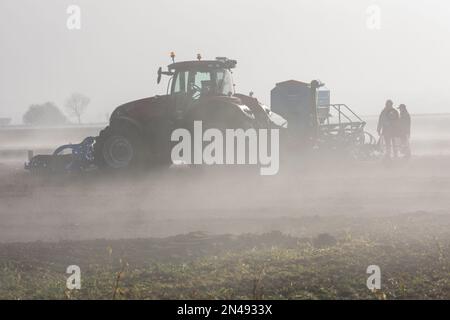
0;226;449;299
0;118;450;299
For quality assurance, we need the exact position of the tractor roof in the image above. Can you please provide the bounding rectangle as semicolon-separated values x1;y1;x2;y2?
275;80;310;87
168;57;237;71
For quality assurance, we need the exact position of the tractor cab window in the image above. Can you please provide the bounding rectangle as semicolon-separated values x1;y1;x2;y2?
172;68;234;99
173;71;188;93
216;70;233;96
189;71;212;99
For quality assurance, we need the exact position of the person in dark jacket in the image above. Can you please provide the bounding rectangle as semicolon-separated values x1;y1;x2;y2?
377;100;400;159
398;104;411;158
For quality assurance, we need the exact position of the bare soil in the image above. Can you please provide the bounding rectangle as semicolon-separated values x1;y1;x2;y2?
1;126;450;299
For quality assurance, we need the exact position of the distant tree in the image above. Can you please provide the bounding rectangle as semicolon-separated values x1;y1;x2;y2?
65;93;90;124
22;102;68;126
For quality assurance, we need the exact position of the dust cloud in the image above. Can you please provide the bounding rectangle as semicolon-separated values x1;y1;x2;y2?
1;117;450;243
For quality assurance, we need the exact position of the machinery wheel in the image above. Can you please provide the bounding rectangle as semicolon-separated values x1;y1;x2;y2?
94;125;148;170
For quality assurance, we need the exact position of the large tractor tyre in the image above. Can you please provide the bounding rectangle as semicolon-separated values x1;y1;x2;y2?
93;125;149;171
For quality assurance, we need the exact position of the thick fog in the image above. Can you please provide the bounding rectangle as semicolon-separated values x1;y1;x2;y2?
1;1;450;302
1;0;450;124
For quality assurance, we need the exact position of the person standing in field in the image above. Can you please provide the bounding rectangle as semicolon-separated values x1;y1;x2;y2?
398;104;411;158
377;100;400;159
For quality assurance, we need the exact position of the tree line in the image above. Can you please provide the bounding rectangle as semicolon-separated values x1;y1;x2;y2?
23;93;90;126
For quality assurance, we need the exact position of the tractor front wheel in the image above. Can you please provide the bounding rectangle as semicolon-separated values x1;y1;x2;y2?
94;125;148;171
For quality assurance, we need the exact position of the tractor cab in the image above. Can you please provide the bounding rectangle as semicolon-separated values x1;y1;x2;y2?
158;57;237;117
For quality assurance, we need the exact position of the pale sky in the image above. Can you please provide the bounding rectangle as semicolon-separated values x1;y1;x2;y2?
1;0;450;123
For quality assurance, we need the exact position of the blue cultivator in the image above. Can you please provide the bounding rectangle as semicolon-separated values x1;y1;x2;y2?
25;137;96;173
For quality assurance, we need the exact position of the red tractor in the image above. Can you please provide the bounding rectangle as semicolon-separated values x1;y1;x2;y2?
25;56;286;173
93;56;287;170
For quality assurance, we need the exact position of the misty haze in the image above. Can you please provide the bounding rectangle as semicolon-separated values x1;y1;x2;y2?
0;0;449;303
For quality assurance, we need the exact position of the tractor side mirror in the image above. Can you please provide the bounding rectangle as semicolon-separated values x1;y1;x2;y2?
157;67;162;84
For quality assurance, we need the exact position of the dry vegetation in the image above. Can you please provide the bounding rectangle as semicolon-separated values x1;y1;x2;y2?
1;215;449;300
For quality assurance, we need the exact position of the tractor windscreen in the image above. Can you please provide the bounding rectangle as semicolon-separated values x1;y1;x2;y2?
191;69;234;98
173;68;234;98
